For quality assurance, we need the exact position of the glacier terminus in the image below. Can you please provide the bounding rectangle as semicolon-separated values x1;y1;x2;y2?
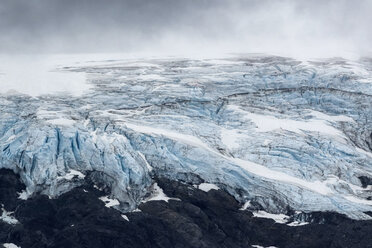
0;55;371;222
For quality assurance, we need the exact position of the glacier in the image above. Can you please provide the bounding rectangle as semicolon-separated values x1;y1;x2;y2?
0;55;371;219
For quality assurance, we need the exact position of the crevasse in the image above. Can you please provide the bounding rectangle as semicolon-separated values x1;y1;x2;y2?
0;55;371;219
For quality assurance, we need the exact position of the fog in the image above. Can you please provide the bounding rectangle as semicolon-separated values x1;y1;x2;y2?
0;54;90;96
1;0;372;96
0;0;371;59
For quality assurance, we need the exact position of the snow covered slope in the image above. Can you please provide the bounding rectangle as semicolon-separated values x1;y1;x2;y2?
0;55;371;218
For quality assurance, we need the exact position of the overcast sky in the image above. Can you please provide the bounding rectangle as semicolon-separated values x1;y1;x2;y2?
0;0;371;58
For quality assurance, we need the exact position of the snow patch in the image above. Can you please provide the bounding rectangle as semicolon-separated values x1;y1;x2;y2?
0;206;19;225
17;190;29;200
125;123;214;153
47;118;76;126
251;245;278;248
252;210;308;226
142;183;180;203
197;183;220;192
121;214;129;221
99;196;120;208
356;147;372;158
93;185;104;191
5;135;16;143
230;157;333;195
287;221;309;226
228;105;347;140
221;129;242;149
308;110;355;123
252;210;289;224
3;243;21;248
240;201;251;210
344;196;372;206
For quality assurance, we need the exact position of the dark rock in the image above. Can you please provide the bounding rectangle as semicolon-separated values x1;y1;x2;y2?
0;168;25;211
0;169;372;248
359;176;372;188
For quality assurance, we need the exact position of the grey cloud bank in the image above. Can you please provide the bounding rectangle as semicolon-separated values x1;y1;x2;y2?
0;0;371;58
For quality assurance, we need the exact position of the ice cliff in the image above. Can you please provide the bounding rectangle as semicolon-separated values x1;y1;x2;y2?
0;55;371;219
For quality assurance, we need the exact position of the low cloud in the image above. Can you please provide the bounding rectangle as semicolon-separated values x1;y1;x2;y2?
0;0;371;58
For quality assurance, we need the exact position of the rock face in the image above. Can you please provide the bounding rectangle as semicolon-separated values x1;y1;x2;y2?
1;169;372;248
0;55;372;220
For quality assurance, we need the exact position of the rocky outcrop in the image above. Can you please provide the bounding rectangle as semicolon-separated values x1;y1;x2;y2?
1;169;372;248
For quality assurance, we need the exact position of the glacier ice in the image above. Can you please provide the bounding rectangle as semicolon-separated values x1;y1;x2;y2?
0;55;371;219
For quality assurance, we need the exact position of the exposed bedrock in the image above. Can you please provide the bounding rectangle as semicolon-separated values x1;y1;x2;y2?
1;169;372;248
